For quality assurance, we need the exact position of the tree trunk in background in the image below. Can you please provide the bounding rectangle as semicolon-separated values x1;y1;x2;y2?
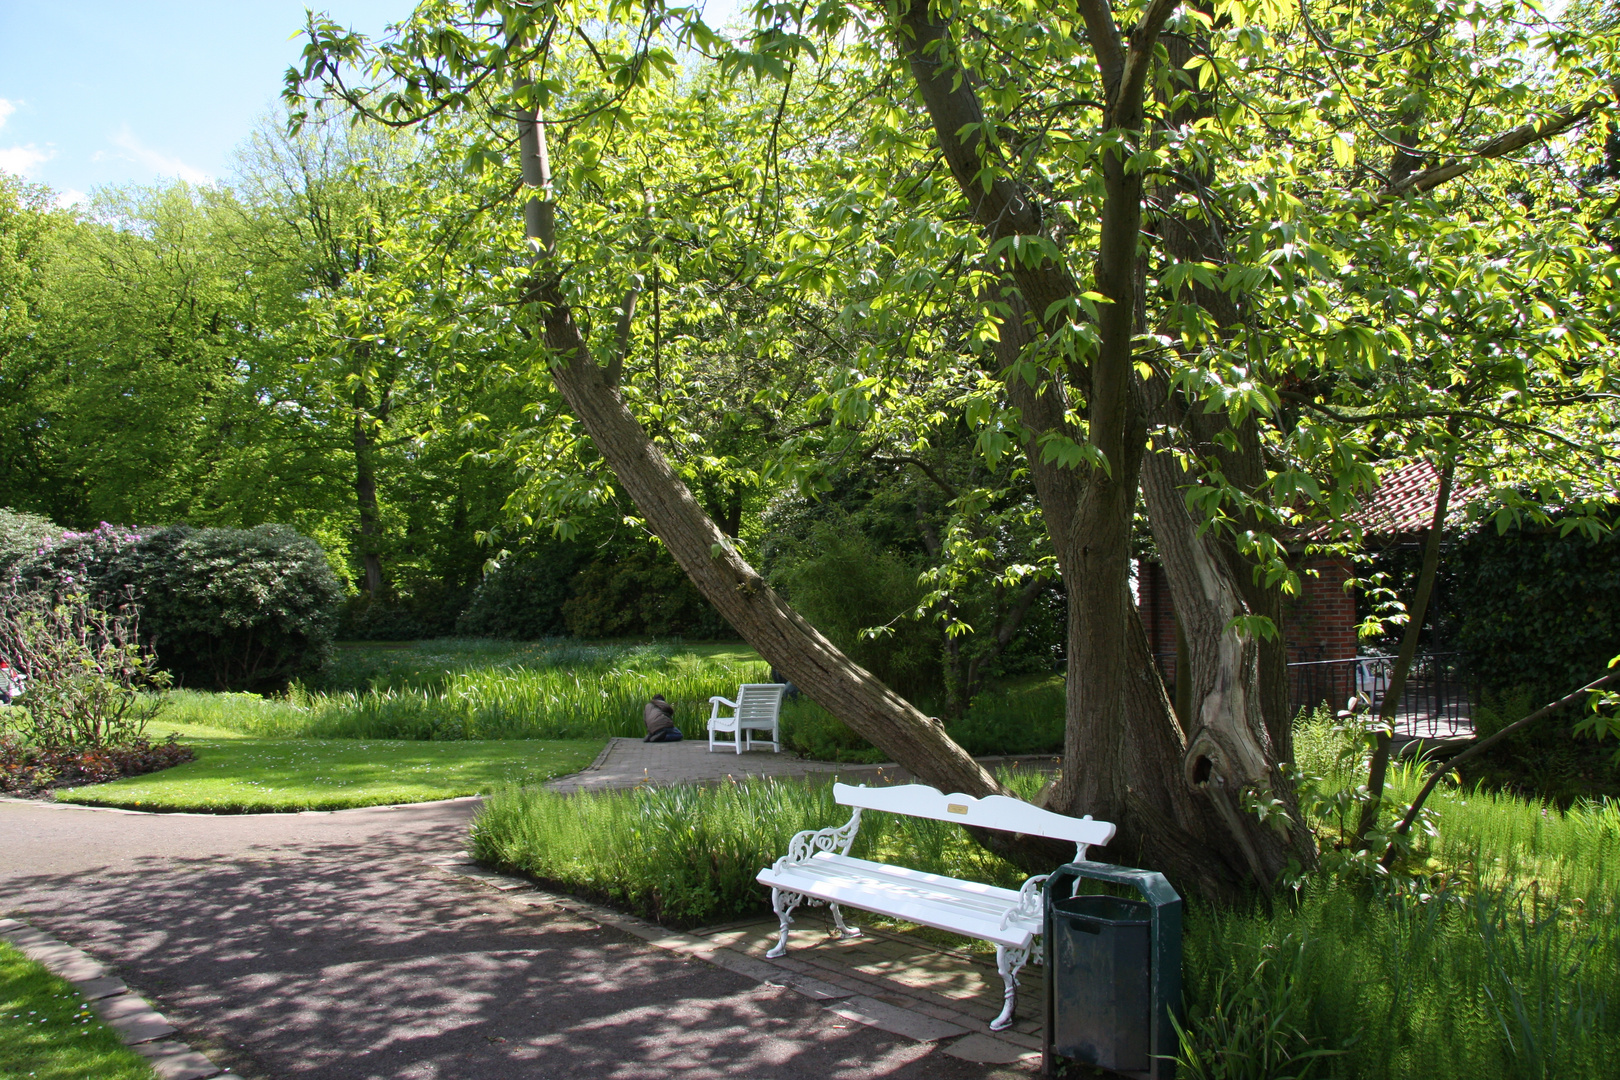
353;381;386;599
511;81;1004;804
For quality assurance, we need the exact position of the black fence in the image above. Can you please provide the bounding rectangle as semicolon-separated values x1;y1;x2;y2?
1153;652;1476;739
1288;653;1474;738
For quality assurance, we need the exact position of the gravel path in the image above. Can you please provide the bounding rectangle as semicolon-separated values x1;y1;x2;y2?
0;797;1026;1080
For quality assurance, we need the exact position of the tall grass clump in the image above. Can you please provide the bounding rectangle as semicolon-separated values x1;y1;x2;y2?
1180;872;1619;1080
470;767;1049;926
167;638;769;741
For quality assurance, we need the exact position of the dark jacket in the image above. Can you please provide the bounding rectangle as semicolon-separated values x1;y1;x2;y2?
643;695;676;740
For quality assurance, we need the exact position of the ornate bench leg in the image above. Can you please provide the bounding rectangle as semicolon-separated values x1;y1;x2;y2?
766;888;803;958
829;903;861;940
991;944;1030;1032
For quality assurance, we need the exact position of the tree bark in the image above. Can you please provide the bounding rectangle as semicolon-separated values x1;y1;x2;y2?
353;381;386;599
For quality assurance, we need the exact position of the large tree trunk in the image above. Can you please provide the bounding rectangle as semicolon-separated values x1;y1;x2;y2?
896;2;1310;895
511;81;1001;803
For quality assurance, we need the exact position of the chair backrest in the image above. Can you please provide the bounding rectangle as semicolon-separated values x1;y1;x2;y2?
833;782;1115;849
734;683;786;721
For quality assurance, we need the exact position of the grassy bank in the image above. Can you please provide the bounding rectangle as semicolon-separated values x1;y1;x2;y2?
469;726;1620;1080
0;940;156;1080
57;733;599;812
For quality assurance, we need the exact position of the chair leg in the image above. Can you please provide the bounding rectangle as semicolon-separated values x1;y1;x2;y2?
991;944;1030;1032
766;888;803;958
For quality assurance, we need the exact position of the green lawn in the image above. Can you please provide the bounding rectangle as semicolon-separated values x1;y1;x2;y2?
0;940;156;1080
56;724;601;812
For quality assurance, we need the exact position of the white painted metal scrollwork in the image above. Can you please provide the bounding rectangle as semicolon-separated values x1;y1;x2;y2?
766;888;805;958
774;808;863;870
999;873;1049;932
991;944;1031;1031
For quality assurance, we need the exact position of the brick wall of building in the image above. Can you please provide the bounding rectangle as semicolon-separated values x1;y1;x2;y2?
1135;555;1357;689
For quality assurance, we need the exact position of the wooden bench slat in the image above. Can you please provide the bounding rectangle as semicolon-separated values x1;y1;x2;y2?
762;854;1027;922
833;782;1115;847
757;865;1035;949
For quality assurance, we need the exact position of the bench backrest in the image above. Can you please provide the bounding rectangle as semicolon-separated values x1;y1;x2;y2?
734;683;786;721
833;782;1115;849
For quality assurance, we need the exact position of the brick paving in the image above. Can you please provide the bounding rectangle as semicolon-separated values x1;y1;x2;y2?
0;797;1035;1079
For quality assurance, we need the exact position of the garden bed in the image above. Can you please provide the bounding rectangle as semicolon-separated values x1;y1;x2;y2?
0;733;194;796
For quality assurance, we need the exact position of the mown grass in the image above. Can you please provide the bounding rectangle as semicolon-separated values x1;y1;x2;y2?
159;638;769;742
56;733;599;812
470;721;1620;1080
0;940;156;1080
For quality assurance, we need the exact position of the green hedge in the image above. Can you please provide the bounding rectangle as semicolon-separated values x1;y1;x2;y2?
1450;520;1620;700
13;521;340;692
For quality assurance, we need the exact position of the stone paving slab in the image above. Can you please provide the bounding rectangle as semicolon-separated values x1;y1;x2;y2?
828;995;969;1043
942;1034;1042;1066
3;924;109;981
134;1039;224;1080
73;974;130;1000
98;991;179;1043
546;736;1058;793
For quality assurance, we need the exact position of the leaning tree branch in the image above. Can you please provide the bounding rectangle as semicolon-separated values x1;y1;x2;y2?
1381;668;1620;866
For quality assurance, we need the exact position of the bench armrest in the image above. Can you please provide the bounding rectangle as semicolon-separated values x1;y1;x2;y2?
774;808;864;870
999;873;1050;932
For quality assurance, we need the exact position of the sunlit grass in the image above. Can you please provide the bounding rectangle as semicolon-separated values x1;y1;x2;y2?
0;940;155;1080
56;733;599;812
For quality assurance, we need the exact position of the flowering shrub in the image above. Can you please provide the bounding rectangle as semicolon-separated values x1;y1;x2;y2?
0;732;193;794
0;586;169;752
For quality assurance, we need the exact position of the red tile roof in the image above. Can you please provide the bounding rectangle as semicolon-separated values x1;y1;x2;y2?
1349;459;1485;537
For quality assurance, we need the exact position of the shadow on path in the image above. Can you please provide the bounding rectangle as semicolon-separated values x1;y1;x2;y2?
0;800;1017;1079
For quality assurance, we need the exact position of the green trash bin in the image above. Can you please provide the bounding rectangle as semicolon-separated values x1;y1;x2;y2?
1043;863;1181;1080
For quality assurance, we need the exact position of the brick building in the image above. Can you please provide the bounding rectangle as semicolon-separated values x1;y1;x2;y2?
1136;460;1476;695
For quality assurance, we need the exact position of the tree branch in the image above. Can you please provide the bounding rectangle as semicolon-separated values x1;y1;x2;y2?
1377;92;1616;203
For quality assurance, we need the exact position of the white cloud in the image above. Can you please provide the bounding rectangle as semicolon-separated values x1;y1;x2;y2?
102;126;210;184
0;144;51;177
0;98;53;178
54;188;88;209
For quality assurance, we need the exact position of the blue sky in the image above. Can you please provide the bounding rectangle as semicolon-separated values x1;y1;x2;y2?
0;1;747;206
0;1;421;203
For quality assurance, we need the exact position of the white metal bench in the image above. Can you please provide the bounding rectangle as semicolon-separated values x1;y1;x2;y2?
708;683;785;753
756;782;1116;1031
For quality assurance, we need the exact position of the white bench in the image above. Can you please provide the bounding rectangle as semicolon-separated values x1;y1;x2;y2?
708;683;785;753
757;782;1116;1031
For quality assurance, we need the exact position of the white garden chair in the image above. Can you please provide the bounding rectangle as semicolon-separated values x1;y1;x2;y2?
708;683;785;753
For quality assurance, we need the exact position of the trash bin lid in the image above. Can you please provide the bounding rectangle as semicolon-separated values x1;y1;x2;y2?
1052;894;1152;927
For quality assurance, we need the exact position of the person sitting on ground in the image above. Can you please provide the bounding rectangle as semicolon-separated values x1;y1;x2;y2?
643;694;682;742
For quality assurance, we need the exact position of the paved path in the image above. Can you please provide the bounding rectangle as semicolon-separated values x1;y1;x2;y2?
547;738;1056;793
0;797;1027;1080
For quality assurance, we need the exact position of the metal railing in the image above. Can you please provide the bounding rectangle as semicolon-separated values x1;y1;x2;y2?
1288;653;1474;738
1153;652;1476;739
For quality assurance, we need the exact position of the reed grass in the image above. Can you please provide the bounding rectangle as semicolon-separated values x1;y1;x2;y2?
161;638;769;742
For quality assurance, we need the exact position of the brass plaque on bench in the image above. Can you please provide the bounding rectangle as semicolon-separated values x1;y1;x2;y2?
947;803;969;814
